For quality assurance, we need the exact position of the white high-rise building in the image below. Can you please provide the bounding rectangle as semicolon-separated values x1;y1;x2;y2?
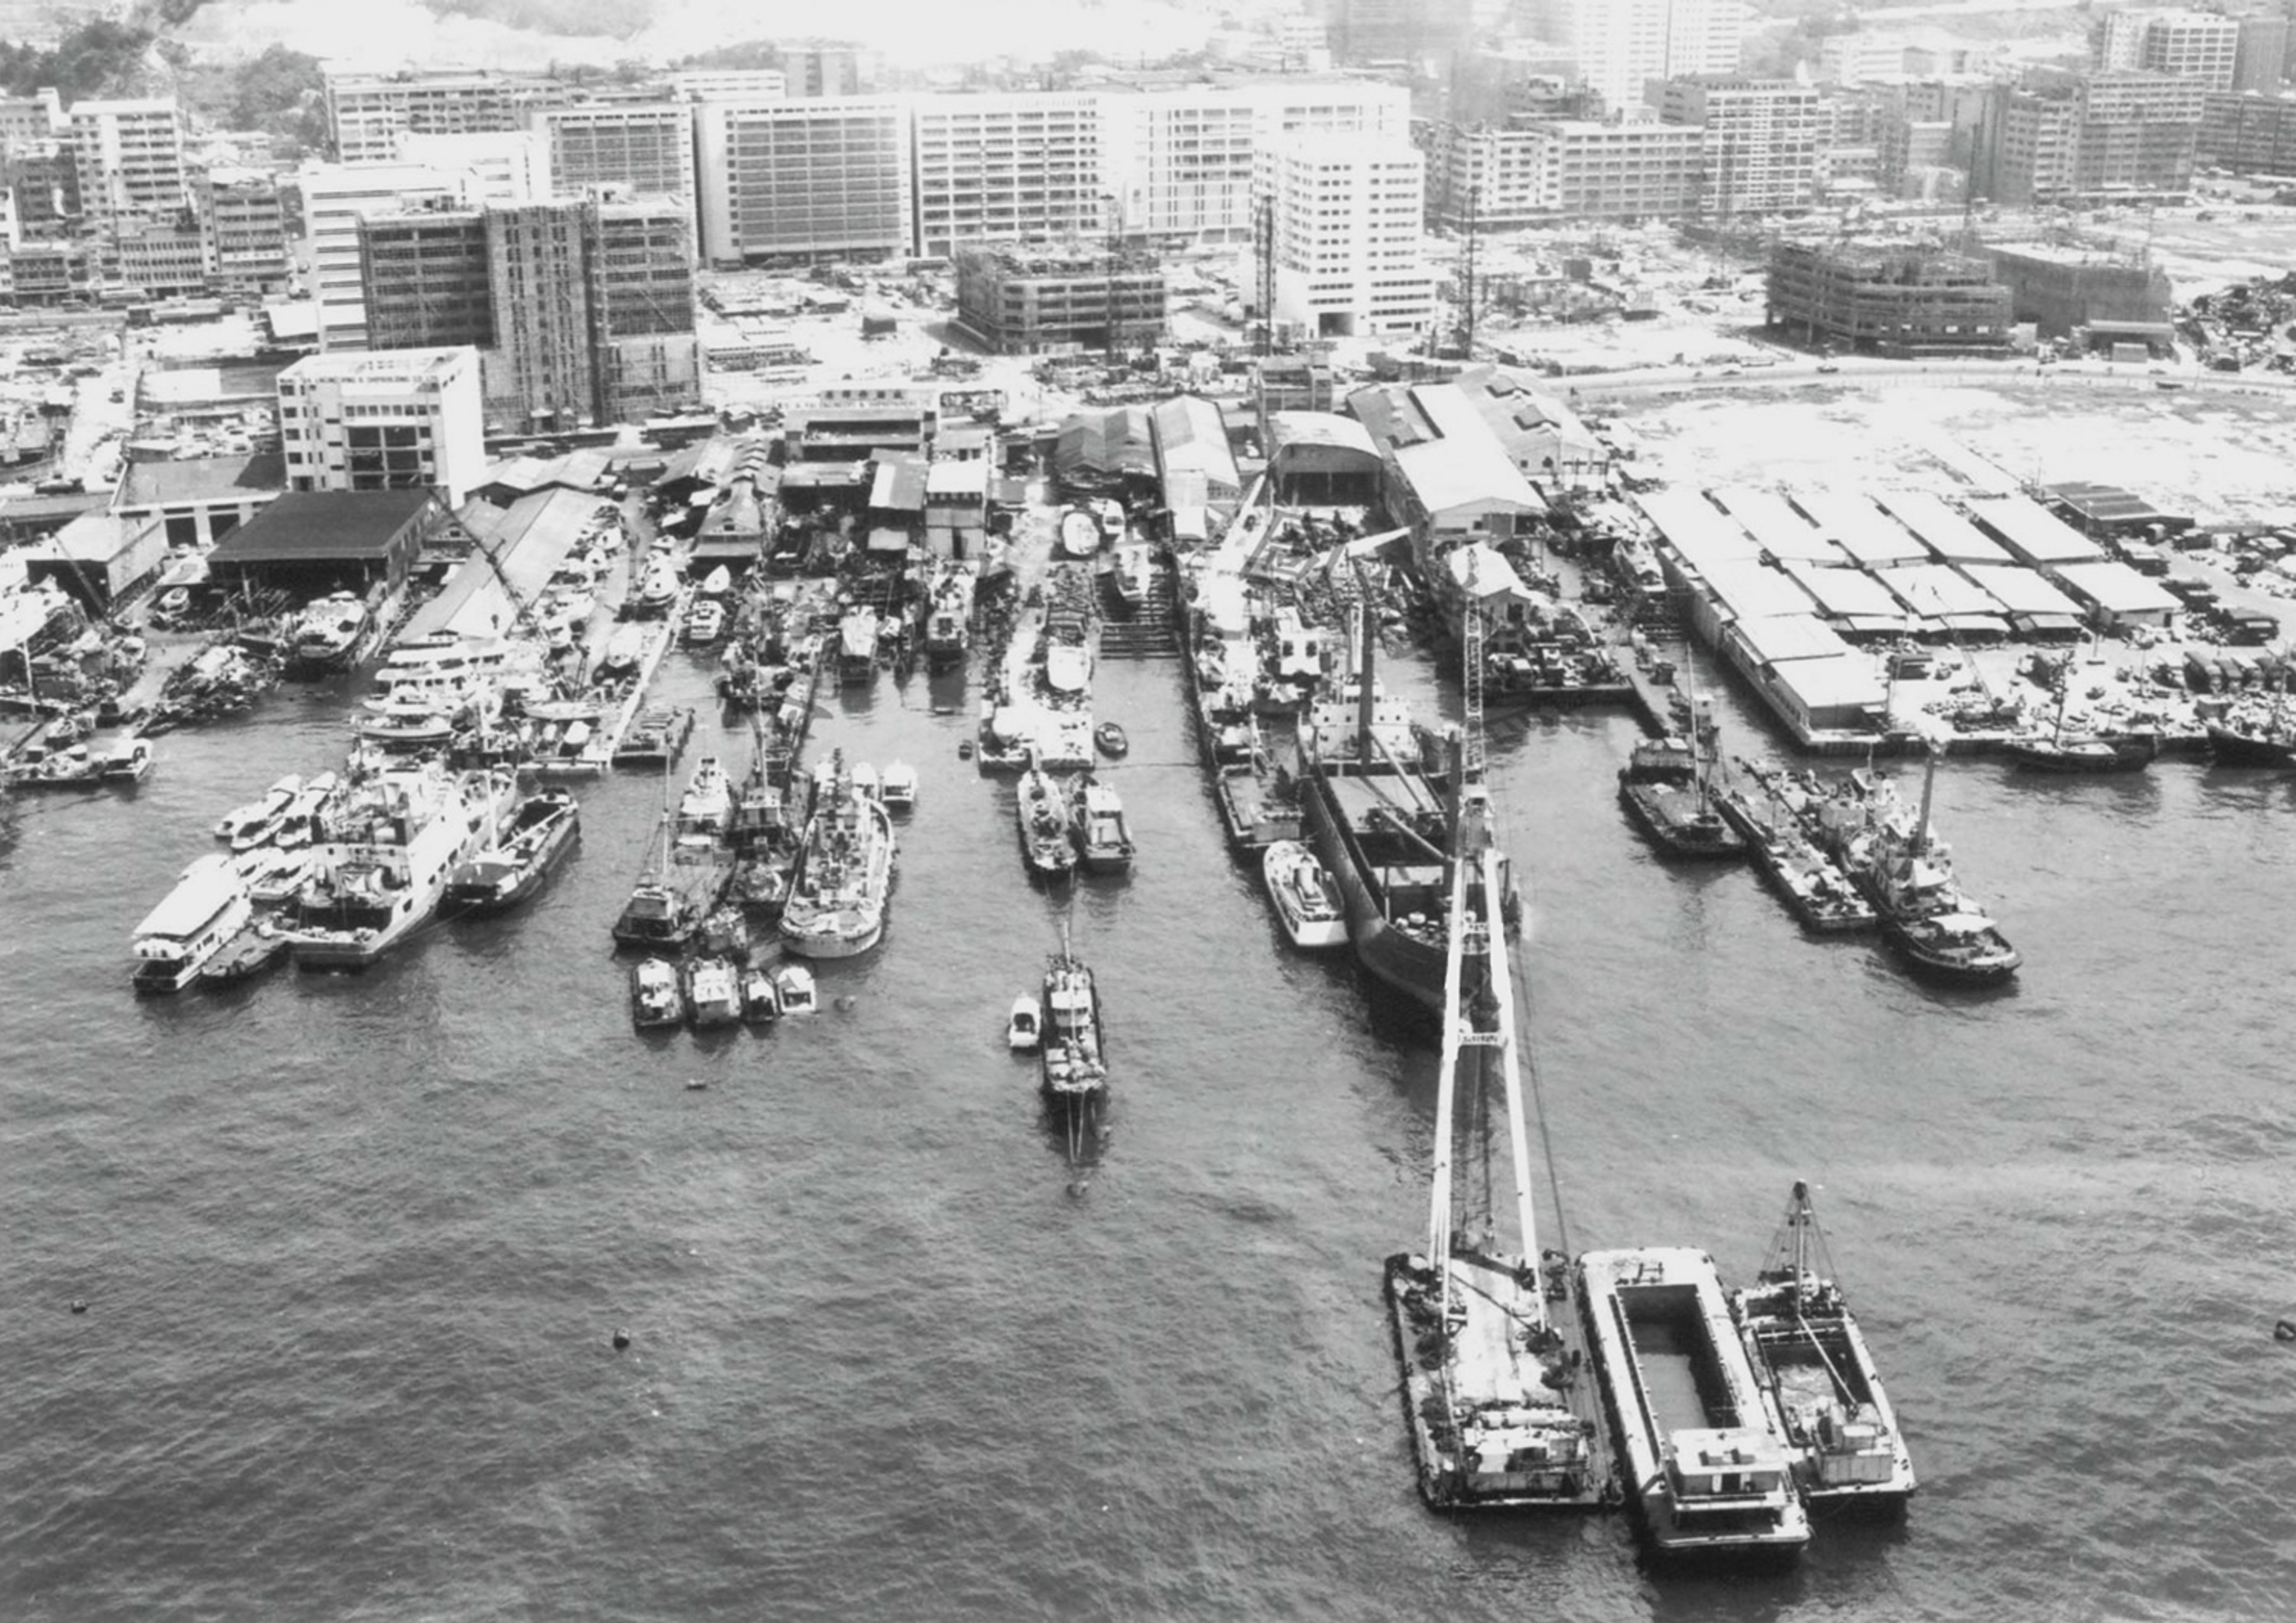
1259;134;1431;339
1097;79;1409;247
910;91;1102;258
1525;0;1747;115
395;130;542;203
68;98;188;228
277;347;486;507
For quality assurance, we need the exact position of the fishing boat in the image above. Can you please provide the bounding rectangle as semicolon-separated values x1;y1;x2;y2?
284;591;373;676
779;751;896;959
1617;710;1745;861
130;853;255;994
838;607;878;686
674;755;735;849
741;965;780;1021
214;774;300;844
1094;721;1128;759
684;956;743;1027
1577;1247;1812;1561
880;761;917;813
774;963;817;1015
1711;776;1875;935
1015;763;1077;878
1384;836;1608;1511
1007;993;1042;1051
442;786;579;916
284;763;515;971
1731;1182;1917;1513
630;956;682;1028
268;771;340;850
1261;840;1348;950
2006;657;2158;772
923;564;974;669
1069;774;1135;874
612;803;712;951
1043;640;1092;696
1039;947;1105;1108
1296;609;1505;1012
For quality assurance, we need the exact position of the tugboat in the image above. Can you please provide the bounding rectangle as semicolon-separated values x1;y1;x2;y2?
779;751;896;959
1260;840;1347;951
1833;748;2020;985
1039;945;1106;1111
922;562;974;670
1730;1182;1917;1514
630;956;682;1028
1068;773;1135;874
1016;761;1077;878
684;955;743;1027
442;786;579;916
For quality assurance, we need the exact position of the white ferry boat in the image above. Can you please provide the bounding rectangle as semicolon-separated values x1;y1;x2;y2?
130;853;255;994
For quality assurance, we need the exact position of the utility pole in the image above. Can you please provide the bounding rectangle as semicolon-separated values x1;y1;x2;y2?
1255;190;1276;358
1460;182;1479;362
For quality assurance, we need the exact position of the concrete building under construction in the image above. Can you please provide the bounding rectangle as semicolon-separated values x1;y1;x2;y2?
1765;240;2012;356
1984;243;2172;338
952;245;1167;355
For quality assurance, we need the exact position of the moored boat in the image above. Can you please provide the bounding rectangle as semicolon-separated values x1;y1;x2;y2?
674;754;735;849
880;760;917;813
215;774;300;844
285;764;515;971
741;964;781;1021
1016;763;1077;878
1260;839;1348;950
1007;993;1042;1051
1094;721;1128;759
1576;1246;1812;1561
284;591;374;676
442;786;579;916
774;962;818;1015
1069;773;1135;874
1618;735;1746;862
684;955;743;1026
631;556;681;618
130;852;255;994
2205;716;2296;767
630;956;682;1027
1039;948;1105;1108
1712;777;1875;935
1819;751;2019;984
923;564;974;669
2003;731;2158;773
1730;1182;1917;1513
778;751;896;959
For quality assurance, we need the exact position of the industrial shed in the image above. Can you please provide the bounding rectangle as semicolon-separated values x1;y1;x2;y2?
1790;489;1928;569
1707;486;1844;565
1874;562;2009;638
399;486;594;643
1265;412;1381;506
1956;565;2087;640
1777;556;1915;631
2050;560;2182;629
204;489;442;597
1870;489;2014;566
1700;557;1821;623
1053;407;1156;498
1964;493;2104;566
1636;488;1759;579
1149;394;1241;517
23;512;169;612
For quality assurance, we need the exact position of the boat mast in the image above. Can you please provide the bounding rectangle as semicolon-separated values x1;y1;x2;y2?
1482;846;1541;1276
1788;1179;1811;1285
1911;740;1940;858
1354;598;1376;767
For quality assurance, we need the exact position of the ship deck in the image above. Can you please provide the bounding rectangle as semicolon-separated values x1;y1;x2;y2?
1385;1249;1613;1511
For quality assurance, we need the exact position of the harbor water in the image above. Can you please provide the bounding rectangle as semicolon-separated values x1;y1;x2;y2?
4;639;2294;1621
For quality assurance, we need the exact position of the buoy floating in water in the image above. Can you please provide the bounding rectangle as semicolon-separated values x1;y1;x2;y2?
685;1078;708;1091
2276;1319;2296;1343
612;1328;631;1350
69;1299;87;1314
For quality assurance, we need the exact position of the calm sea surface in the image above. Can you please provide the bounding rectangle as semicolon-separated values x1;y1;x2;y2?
4;636;2294;1622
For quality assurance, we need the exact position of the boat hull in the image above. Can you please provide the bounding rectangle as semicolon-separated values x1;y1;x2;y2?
2004;734;2157;773
1299;768;1448;1012
2205;722;2296;767
1620;778;1750;861
1880;916;2022;985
